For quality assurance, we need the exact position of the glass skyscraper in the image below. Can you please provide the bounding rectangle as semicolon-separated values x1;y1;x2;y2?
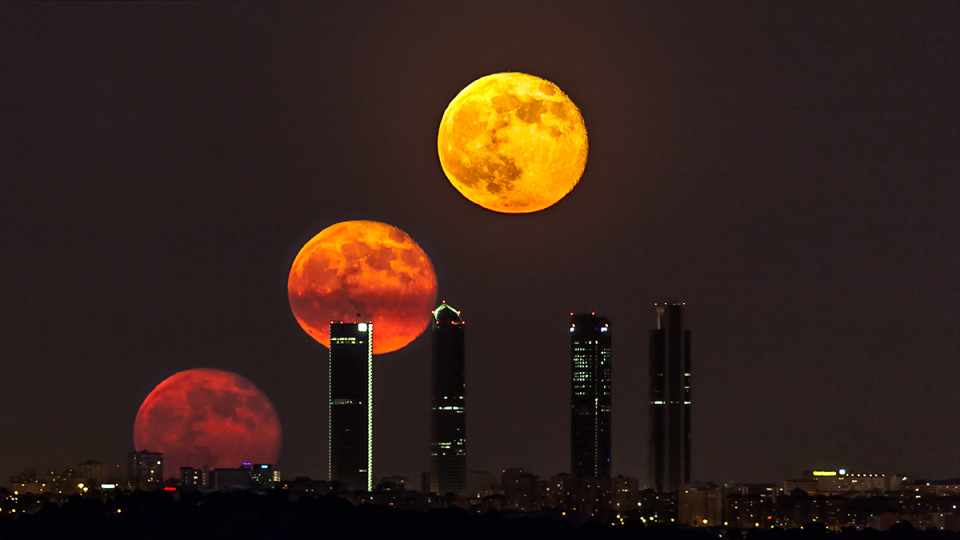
430;302;466;494
569;313;612;478
648;302;691;493
328;321;373;492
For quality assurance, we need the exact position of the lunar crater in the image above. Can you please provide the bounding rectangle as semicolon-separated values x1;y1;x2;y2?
516;99;545;124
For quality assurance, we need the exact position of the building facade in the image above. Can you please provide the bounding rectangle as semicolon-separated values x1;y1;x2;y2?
430;302;466;495
210;468;253;491
783;469;900;496
128;450;163;491
246;463;280;488
570;313;612;478
77;460;108;486
649;302;691;493
180;467;205;489
329;321;374;492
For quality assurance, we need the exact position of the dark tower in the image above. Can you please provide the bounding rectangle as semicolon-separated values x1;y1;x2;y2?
328;321;373;492
430;302;466;494
648;303;691;493
570;313;612;478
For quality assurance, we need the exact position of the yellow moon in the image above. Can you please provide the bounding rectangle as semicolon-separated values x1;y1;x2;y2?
437;72;588;214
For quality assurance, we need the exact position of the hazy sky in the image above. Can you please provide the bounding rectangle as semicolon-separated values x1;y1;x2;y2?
2;2;958;486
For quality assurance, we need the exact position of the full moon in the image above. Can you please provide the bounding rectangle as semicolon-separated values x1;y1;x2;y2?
288;220;438;354
437;72;588;214
133;368;283;475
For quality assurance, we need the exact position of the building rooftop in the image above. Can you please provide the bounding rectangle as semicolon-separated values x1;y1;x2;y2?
433;302;462;324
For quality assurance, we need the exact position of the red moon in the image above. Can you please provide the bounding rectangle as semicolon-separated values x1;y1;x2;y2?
133;368;282;475
288;220;438;354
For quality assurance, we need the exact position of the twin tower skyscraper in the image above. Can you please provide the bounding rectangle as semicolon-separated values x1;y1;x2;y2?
327;302;689;494
570;303;692;492
327;302;466;494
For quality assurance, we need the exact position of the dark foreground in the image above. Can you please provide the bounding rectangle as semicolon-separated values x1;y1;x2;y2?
1;490;957;540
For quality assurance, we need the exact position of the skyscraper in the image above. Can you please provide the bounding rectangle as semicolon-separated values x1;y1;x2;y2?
569;313;612;478
430;302;466;494
328;321;373;492
649;302;691;493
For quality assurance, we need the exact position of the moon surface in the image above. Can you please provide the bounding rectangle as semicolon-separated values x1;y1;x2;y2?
133;368;283;475
438;72;588;214
288;220;438;354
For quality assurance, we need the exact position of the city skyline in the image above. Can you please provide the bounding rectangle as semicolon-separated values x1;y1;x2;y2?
1;3;959;487
16;461;960;535
7;299;954;490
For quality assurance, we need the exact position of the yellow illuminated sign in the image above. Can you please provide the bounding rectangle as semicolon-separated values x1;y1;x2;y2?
812;470;837;477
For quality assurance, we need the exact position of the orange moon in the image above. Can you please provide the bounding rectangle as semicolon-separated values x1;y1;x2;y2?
133;368;283;474
288;220;438;354
438;72;588;213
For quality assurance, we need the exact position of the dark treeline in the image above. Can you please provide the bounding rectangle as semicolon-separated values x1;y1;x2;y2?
1;490;958;540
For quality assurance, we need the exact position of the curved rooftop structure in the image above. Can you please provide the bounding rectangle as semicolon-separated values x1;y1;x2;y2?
432;301;462;324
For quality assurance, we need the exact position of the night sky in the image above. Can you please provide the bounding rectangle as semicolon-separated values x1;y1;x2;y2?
2;3;959;487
